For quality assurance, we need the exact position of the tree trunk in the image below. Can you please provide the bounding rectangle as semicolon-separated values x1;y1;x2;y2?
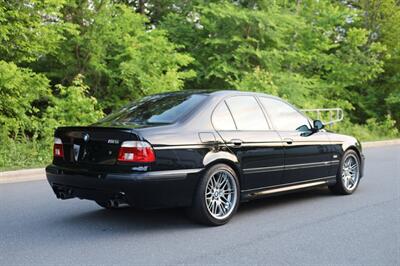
138;0;145;15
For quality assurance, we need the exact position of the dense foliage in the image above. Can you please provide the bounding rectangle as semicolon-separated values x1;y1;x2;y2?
0;0;399;170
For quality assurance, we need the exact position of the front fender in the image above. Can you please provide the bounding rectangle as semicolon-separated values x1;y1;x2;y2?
327;132;365;177
341;137;362;154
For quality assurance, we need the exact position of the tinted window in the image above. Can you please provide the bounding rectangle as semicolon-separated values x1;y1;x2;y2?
100;93;207;125
259;97;310;131
225;96;269;130
212;102;236;130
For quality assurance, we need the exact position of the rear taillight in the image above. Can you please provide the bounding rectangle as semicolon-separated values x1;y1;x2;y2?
53;137;64;158
117;141;155;163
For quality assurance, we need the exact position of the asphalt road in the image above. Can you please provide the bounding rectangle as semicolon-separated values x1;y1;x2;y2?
0;145;399;265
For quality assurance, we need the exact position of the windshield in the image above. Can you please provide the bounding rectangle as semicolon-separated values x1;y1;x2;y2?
98;93;208;125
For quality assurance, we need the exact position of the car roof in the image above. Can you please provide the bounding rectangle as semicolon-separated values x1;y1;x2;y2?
153;89;277;99
208;90;274;97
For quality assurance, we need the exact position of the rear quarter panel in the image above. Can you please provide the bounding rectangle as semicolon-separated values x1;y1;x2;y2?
137;95;241;174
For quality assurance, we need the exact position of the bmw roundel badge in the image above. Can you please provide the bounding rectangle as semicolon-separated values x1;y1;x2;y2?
82;133;90;142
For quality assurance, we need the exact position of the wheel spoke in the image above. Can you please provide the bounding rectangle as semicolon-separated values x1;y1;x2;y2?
207;181;213;190
207;200;214;211
223;201;230;211
216;203;222;216
217;173;224;188
343;176;349;188
220;194;229;203
219;177;228;189
221;203;227;215
212;201;217;214
224;189;234;194
212;175;217;186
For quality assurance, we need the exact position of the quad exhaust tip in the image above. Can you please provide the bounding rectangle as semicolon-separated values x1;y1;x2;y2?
107;199;120;208
55;188;73;199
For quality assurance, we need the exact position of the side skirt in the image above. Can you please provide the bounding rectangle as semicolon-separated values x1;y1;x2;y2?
240;176;337;201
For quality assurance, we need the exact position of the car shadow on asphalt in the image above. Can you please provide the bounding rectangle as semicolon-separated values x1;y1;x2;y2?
238;186;333;214
61;205;201;231
59;187;333;232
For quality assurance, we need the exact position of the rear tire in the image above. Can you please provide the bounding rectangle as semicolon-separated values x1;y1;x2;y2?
188;164;240;226
329;150;361;195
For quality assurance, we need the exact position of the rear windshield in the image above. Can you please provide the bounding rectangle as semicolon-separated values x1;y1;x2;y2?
99;93;208;125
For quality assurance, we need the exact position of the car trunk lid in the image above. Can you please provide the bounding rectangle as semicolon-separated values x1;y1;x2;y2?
55;126;140;166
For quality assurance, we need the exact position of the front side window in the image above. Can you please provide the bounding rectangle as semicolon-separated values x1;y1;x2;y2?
225;96;269;131
99;93;207;125
259;97;310;131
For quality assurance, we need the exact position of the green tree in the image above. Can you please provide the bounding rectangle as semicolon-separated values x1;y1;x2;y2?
162;0;385;112
0;69;102;169
38;1;195;110
350;0;400;127
0;0;73;64
43;74;104;137
0;60;50;139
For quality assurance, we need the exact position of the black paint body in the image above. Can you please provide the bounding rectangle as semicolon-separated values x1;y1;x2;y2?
46;91;365;208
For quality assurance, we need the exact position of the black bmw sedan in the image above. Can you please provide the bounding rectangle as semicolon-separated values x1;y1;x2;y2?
46;90;365;225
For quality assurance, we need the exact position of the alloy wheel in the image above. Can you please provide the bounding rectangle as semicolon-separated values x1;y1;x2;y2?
205;170;238;220
341;154;360;191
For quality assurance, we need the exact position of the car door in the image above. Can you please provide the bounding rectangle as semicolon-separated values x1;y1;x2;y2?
212;95;284;190
258;96;335;184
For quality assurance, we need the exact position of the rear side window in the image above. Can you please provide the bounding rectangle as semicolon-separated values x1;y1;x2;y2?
100;94;207;125
212;102;236;130
225;96;269;130
259;97;310;131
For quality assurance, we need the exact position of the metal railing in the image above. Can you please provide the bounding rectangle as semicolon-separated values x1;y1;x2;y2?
301;108;344;128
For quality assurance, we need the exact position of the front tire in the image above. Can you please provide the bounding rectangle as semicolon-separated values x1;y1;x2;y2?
329;150;361;195
188;164;240;226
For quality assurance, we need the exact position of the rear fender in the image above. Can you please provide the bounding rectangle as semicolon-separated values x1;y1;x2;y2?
202;150;242;184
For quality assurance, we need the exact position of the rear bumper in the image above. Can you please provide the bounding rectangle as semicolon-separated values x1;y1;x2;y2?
46;165;203;209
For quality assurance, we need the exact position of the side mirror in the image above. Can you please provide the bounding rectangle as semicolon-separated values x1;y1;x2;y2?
313;120;324;131
296;124;311;132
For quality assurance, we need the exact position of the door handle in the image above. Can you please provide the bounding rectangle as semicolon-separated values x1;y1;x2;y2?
230;139;243;147
283;138;293;144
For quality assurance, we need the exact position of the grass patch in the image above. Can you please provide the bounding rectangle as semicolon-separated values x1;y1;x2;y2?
0;139;52;171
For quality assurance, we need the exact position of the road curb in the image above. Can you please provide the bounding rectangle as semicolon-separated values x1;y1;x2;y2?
1;139;399;184
0;168;46;184
361;139;400;148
